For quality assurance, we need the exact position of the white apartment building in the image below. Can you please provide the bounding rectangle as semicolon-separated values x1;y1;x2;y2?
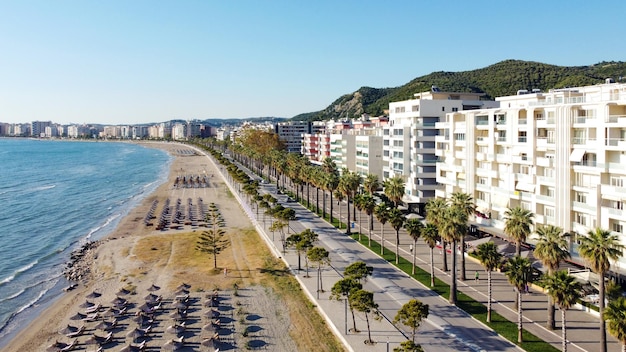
435;81;626;268
355;130;383;180
384;88;498;213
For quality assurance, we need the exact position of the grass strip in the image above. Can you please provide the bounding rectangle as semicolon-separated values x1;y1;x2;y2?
350;234;559;352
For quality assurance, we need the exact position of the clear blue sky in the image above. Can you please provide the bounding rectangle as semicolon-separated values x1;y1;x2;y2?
1;1;624;125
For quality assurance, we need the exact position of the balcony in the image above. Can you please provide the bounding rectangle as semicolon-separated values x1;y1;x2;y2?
535;194;554;204
605;115;626;124
537;176;555;185
604;207;625;219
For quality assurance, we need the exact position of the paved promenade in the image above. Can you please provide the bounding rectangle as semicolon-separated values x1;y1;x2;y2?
199;148;620;352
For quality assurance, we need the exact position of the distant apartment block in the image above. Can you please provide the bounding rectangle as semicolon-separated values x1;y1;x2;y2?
435;80;626;268
384;88;498;213
275;121;327;153
31;121;52;137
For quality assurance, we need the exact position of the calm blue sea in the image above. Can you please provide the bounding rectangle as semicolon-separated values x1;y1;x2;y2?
0;138;171;346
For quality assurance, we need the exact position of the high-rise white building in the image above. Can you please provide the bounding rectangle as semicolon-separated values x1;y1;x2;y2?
435;80;626;268
384;88;498;213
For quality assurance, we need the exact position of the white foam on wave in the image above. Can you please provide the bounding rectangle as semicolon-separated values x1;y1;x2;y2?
15;287;50;315
0;260;38;286
83;213;121;241
33;185;56;191
0;289;26;304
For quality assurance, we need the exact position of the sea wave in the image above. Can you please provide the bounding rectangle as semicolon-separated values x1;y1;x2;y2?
83;213;121;241
0;289;25;304
33;185;56;191
0;260;39;286
15;287;51;315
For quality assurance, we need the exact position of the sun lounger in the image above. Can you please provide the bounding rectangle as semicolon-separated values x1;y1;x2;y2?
60;339;78;351
85;303;102;314
82;312;100;322
66;325;85;338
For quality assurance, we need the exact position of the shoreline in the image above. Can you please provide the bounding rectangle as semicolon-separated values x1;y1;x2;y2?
0;141;178;352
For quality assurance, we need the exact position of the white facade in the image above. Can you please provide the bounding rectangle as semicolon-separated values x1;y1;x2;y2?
355;130;383;180
384;89;498;210
435;81;626;268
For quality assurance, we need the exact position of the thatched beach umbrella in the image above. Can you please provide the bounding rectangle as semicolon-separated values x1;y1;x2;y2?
86;290;101;299
162;340;183;351
169;311;186;321
174;302;188;310
201;337;216;347
174;288;189;295
69;312;86;321
111;297;127;306
176;283;190;291
166;325;185;334
45;343;62;352
203;309;219;318
117;288;131;296
94;320;114;331
58;324;78;335
147;284;160;292
79;300;95;308
126;327;145;339
202;323;215;332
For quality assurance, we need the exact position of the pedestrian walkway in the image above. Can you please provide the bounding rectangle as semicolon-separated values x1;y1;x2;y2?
319;190;621;352
194;149;520;352
195;145;620;352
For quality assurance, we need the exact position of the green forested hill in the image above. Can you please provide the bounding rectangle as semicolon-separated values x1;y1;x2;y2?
292;60;626;122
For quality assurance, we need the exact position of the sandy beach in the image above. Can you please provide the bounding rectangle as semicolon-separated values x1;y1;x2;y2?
1;142;303;352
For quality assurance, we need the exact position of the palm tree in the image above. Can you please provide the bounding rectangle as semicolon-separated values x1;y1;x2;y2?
504;256;532;343
578;227;625;352
322;158;339;222
325;173;339;225
439;206;466;305
421;224;438;287
388;208;406;264
534;225;570;330
354;194;365;241
504;206;534;256
374;203;390;255
360;194;376;247
383;175;405;207
426;198;448;272
542;270;583;352
450;192;475;281
363;173;380;196
475;241;502;323
605;297;626;352
405;218;424;275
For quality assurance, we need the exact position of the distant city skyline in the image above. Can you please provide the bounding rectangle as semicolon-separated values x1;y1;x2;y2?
1;1;624;125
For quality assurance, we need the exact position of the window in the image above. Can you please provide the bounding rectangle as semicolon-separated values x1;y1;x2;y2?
394;106;406;113
612;201;624;210
478;146;488;154
478;177;487;185
518;131;527;143
477;191;487;201
520;202;531;211
575;192;587;203
497;131;506;142
412;105;419;112
383;150;389;157
546;187;555;198
454;133;465;141
383;139;389;146
476;115;489;126
392;162;403;171
521;153;528;161
442;107;445;112
545;207;555;221
496;114;506;124
452;107;458;112
479;161;490;170
393;151;403;158
393;129;403;136
544;168;554;177
575;212;587;226
393;140;403;147
611;176;625;187
383;129;389;135
519;165;530;174
613;222;624;234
